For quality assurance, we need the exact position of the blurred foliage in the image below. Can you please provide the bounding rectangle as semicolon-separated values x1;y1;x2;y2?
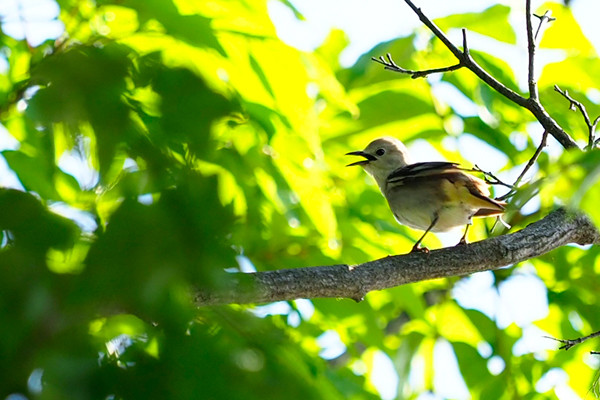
1;0;600;399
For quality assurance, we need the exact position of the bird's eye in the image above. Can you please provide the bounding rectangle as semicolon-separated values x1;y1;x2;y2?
375;148;385;156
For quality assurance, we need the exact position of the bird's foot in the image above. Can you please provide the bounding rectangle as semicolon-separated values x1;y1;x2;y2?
411;245;430;253
455;238;468;246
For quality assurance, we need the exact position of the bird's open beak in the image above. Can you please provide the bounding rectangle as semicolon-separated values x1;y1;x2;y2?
345;151;377;166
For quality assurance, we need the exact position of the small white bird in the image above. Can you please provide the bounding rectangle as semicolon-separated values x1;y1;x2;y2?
346;137;506;252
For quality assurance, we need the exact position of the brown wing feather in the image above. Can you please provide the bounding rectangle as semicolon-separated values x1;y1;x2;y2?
474;208;505;217
441;170;507;212
465;177;506;210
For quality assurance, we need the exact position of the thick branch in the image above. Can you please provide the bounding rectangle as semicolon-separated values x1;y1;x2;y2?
373;0;580;150
196;209;599;306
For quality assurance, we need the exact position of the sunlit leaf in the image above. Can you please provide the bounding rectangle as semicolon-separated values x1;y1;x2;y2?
538;2;596;56
98;0;225;54
434;4;516;44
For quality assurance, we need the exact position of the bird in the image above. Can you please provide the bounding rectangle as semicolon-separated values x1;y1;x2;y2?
346;137;506;252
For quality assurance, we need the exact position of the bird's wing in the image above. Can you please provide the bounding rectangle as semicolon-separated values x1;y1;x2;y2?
387;162;506;213
457;174;507;213
387;162;460;183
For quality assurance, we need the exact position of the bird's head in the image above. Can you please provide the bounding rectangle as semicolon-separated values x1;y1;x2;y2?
346;137;412;185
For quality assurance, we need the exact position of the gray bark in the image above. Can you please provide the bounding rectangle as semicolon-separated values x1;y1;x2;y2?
195;208;599;306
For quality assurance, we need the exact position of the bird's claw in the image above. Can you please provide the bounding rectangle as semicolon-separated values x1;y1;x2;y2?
411;245;430;253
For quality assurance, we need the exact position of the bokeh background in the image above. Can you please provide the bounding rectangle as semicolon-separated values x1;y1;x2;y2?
1;0;600;399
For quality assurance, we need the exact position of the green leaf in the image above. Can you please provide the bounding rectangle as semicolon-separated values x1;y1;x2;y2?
0;188;79;253
462;117;518;160
2;150;59;199
151;66;234;156
434;5;516;44
451;341;492;388
316;29;350;71
27;44;134;177
99;0;225;55
538;2;596;56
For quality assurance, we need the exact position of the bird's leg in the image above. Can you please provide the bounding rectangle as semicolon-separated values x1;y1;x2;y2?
411;214;439;253
457;223;470;246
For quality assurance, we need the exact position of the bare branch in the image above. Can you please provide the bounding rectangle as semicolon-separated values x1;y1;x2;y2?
371;0;580;150
461;28;469;55
400;0;527;103
533;10;556;40
554;85;600;149
195;209;599;305
471;165;515;190
497;130;549;201
371;53;463;79
514;130;548;188
526;10;554;99
546;330;600;351
526;0;539;100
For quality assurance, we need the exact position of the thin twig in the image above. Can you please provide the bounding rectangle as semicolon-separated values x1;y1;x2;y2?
461;28;468;55
514;130;548;186
371;0;580;150
400;0;527;104
371;29;471;79
497;130;549;201
533;11;555;40
525;0;538;100
471;131;548;202
554;85;600;149
471;165;515;190
371;53;463;79
545;330;600;351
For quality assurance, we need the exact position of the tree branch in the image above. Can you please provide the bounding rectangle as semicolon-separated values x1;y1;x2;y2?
526;8;555;102
195;208;599;306
513;130;548;187
371;53;463;79
547;330;600;351
401;0;527;104
496;130;549;201
554;85;600;149
533;11;556;41
526;0;538;100
471;165;515;190
371;0;580;150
